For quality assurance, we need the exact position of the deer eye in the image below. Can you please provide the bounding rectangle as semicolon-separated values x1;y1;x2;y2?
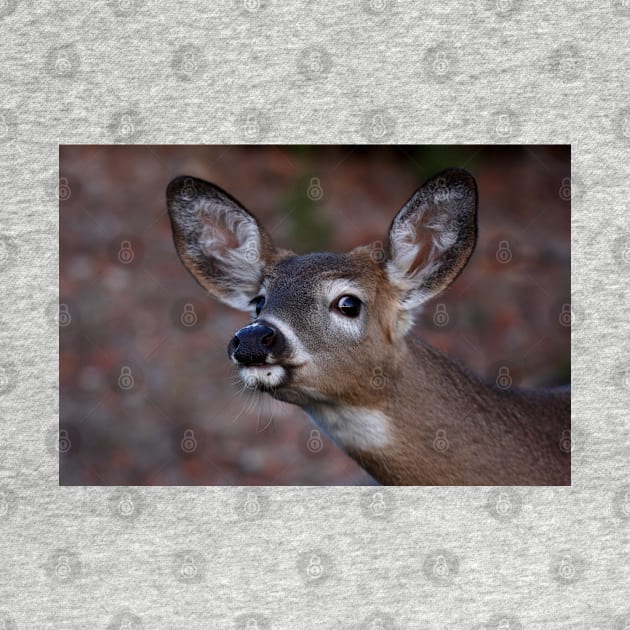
252;296;265;317
333;294;361;318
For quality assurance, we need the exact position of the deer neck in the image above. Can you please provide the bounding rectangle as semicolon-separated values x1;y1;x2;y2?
303;335;569;486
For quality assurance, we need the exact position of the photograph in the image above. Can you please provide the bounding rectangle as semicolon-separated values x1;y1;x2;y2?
59;145;570;485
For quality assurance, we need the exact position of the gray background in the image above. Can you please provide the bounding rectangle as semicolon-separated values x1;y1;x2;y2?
1;0;629;628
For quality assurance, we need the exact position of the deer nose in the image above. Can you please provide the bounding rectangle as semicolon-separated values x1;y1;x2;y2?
228;323;282;366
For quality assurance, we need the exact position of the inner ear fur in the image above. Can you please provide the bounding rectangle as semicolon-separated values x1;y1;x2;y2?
385;168;478;310
166;175;277;310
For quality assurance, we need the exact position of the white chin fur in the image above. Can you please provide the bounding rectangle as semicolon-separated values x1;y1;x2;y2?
240;365;286;389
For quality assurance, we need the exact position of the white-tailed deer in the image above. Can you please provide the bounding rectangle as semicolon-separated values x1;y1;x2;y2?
167;169;570;485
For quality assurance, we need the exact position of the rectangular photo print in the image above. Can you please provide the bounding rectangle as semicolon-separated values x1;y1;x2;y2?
59;145;571;486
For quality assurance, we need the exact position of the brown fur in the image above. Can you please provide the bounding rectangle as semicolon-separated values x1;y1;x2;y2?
166;169;571;486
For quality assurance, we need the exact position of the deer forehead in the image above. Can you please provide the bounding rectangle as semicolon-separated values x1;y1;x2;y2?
265;251;383;297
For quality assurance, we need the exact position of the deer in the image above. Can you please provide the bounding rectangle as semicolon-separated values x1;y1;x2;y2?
166;168;570;485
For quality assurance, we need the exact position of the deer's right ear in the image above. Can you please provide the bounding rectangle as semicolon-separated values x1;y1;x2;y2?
167;176;276;311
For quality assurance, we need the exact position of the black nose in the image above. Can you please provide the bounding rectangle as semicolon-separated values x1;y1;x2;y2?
227;322;285;366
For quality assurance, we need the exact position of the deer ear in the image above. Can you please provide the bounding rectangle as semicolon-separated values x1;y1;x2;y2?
386;168;477;323
167;176;276;311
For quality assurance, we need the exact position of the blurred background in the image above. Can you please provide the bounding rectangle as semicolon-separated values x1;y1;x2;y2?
59;145;570;485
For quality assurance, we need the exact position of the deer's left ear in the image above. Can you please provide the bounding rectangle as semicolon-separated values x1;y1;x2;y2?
385;168;477;323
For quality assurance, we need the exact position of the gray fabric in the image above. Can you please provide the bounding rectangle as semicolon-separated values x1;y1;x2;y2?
1;1;629;628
